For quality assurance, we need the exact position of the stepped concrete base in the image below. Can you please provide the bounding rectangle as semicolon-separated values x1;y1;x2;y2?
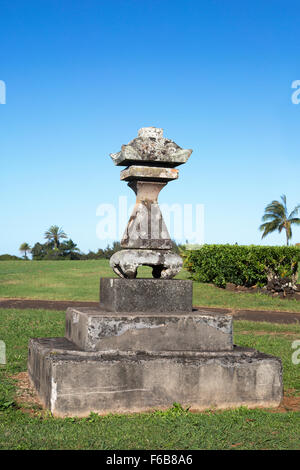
65;307;233;352
28;337;283;417
100;278;193;313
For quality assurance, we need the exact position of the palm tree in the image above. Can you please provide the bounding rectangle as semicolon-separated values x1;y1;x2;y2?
60;239;80;258
44;225;67;249
19;242;31;259
259;195;300;245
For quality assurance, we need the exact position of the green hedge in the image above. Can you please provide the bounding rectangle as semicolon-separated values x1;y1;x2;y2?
184;245;300;288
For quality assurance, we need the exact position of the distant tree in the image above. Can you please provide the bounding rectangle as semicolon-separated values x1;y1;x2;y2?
101;241;121;259
19;242;31;259
95;248;105;258
31;242;50;260
82;250;98;260
44;225;67;249
259;195;300;246
59;239;81;259
31;238;82;260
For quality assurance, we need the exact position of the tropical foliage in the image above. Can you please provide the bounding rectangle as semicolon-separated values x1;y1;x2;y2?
184;244;300;288
259;195;300;245
44;225;68;249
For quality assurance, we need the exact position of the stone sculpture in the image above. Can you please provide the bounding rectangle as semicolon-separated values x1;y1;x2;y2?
110;127;192;279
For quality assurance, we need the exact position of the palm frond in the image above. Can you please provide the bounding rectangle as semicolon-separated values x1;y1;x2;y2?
261;213;282;222
288;205;300;220
288;218;300;225
264;200;286;218
259;220;281;238
281;194;287;211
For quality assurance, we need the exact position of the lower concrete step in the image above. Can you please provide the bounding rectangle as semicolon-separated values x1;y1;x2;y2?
28;337;283;417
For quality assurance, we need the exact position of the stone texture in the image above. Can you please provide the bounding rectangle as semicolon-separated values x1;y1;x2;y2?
110;250;182;279
120;166;178;182
138;127;164;138
65;307;233;352
121;181;172;250
28;337;283;417
110;127;192;168
100;278;192;312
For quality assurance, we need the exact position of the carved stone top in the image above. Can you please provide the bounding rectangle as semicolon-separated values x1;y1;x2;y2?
110;127;192;168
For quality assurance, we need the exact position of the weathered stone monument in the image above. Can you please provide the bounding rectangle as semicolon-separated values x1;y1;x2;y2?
28;127;283;416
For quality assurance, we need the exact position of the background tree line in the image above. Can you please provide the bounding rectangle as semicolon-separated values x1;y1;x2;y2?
1;195;299;261
7;225;183;261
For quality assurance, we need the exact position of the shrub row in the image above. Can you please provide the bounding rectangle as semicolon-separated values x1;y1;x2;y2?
0;254;22;261
184;244;300;288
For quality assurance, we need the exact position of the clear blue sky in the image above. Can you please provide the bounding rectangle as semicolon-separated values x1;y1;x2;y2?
1;0;300;256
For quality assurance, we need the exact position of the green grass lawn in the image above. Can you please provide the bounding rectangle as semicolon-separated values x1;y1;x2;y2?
0;308;300;450
1;260;300;312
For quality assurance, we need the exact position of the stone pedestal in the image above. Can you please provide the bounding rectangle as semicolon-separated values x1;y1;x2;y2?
28;278;283;417
28;338;282;418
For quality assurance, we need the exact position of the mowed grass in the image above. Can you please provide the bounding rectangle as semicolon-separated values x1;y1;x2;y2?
0;260;300;312
0;308;300;450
